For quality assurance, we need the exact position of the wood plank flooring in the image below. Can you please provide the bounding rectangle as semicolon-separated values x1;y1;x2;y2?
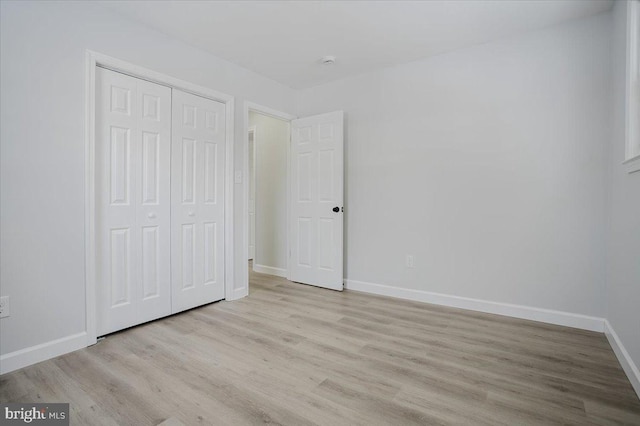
2;267;639;425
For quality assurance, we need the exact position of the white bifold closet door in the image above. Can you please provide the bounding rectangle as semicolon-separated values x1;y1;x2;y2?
171;90;226;313
96;69;227;335
96;67;172;336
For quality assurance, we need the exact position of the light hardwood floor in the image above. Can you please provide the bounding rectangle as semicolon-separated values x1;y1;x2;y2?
2;266;639;425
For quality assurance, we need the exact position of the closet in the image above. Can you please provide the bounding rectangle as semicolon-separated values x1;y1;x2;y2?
95;67;226;336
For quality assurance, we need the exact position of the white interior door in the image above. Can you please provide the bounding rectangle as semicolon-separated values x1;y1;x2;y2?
289;111;344;290
171;89;226;313
248;128;256;260
96;67;172;335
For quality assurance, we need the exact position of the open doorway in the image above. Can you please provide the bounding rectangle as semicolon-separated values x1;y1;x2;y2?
247;109;292;279
243;102;345;296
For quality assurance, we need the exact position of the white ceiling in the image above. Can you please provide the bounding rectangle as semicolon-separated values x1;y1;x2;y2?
97;0;613;89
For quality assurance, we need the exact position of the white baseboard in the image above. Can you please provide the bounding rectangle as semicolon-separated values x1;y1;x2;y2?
0;332;88;375
344;279;605;332
253;264;287;278
604;320;640;398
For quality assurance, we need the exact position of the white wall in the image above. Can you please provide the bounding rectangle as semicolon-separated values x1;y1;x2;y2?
249;112;290;272
607;0;640;378
297;14;611;317
2;0;631;378
0;1;296;357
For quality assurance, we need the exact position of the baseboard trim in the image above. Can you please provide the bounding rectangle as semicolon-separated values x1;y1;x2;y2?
253;264;287;278
0;332;88;375
344;279;605;332
604;320;640;398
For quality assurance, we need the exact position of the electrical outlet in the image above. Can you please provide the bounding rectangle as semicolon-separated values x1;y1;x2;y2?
0;296;9;318
406;255;415;268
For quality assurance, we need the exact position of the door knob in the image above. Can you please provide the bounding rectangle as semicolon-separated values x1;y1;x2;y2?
148;212;157;219
333;206;340;213
188;211;195;217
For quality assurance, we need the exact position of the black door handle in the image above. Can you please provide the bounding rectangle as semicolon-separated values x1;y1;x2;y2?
333;206;340;213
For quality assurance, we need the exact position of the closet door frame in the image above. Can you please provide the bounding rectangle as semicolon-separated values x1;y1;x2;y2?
84;50;236;346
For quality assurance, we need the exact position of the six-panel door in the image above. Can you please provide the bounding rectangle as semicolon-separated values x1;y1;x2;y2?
171;90;226;313
290;111;344;290
96;68;172;336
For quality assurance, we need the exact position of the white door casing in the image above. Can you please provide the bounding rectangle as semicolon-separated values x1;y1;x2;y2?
289;111;344;290
96;67;172;335
248;127;256;260
171;89;226;313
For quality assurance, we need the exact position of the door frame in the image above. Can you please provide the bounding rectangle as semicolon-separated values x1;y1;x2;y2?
248;125;256;262
85;50;235;346
242;102;296;294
